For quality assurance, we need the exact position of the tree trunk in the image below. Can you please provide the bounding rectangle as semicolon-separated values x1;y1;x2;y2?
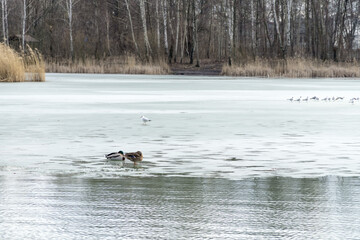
22;0;27;52
207;3;213;59
155;0;160;52
1;0;8;45
174;0;180;63
192;0;199;67
285;0;293;57
105;4;111;56
94;1;100;59
232;0;237;58
226;0;233;65
124;0;139;57
140;0;152;61
272;0;282;56
162;0;169;58
64;0;75;60
250;0;256;55
180;0;187;63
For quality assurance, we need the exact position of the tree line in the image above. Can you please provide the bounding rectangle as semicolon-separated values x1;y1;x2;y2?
1;0;360;65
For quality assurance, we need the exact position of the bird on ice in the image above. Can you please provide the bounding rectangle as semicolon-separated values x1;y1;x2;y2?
294;96;302;102
141;115;151;124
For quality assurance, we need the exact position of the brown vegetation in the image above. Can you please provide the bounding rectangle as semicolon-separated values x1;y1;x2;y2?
222;59;360;78
0;43;45;82
0;43;24;82
46;56;171;75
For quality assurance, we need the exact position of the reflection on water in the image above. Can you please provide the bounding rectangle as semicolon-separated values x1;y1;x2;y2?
1;176;360;239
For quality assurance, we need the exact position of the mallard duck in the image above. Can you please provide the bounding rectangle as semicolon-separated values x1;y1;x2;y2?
124;151;143;165
105;151;125;160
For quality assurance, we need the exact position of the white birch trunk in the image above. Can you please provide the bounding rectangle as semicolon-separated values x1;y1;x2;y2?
227;0;233;49
4;0;8;45
250;0;256;49
192;0;199;67
1;0;7;44
174;0;180;62
285;0;293;50
140;0;152;60
155;0;160;50
64;0;74;60
162;0;169;55
69;1;73;59
272;0;282;47
105;6;111;55
226;0;233;64
22;0;26;51
124;0;139;56
180;0;187;63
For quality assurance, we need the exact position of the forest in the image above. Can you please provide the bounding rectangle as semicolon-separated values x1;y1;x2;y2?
1;0;360;76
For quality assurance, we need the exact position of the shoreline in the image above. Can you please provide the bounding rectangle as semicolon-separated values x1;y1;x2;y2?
44;58;360;78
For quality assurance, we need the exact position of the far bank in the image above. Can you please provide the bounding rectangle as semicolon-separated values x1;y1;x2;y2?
45;57;360;78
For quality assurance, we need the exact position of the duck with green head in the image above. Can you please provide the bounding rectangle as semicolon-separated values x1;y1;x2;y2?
105;150;143;165
105;151;125;161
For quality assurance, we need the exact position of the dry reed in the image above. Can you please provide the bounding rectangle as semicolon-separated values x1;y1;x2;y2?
0;43;45;82
46;56;171;75
222;58;360;78
0;43;25;82
23;46;46;82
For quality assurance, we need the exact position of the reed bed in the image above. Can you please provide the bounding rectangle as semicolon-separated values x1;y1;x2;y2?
23;47;46;82
222;58;360;78
0;43;25;82
0;43;45;82
46;56;171;75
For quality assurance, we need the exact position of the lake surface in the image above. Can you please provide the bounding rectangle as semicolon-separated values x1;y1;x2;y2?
1;74;360;239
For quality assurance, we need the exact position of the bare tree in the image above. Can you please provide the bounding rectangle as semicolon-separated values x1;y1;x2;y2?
105;3;111;56
192;0;199;67
124;0;139;56
1;0;9;45
21;0;26;51
226;0;233;65
250;0;256;55
162;0;169;58
180;0;188;63
63;0;80;60
4;0;360;64
285;0;293;56
156;0;161;51
174;0;180;62
139;0;152;61
272;0;282;56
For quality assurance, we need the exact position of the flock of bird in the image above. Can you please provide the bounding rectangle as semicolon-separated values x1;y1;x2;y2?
287;96;360;103
105;115;151;165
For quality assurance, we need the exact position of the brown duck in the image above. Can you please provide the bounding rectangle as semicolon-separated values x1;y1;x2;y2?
124;151;143;165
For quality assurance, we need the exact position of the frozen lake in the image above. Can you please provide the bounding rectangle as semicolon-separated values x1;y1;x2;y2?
1;74;360;239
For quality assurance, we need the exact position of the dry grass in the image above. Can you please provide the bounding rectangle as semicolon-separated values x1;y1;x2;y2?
0;43;45;82
222;58;360;78
23;46;46;82
46;56;171;75
0;43;25;82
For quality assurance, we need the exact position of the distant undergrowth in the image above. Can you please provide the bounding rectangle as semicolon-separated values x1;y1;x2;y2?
46;56;171;75
0;43;45;82
222;58;360;78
